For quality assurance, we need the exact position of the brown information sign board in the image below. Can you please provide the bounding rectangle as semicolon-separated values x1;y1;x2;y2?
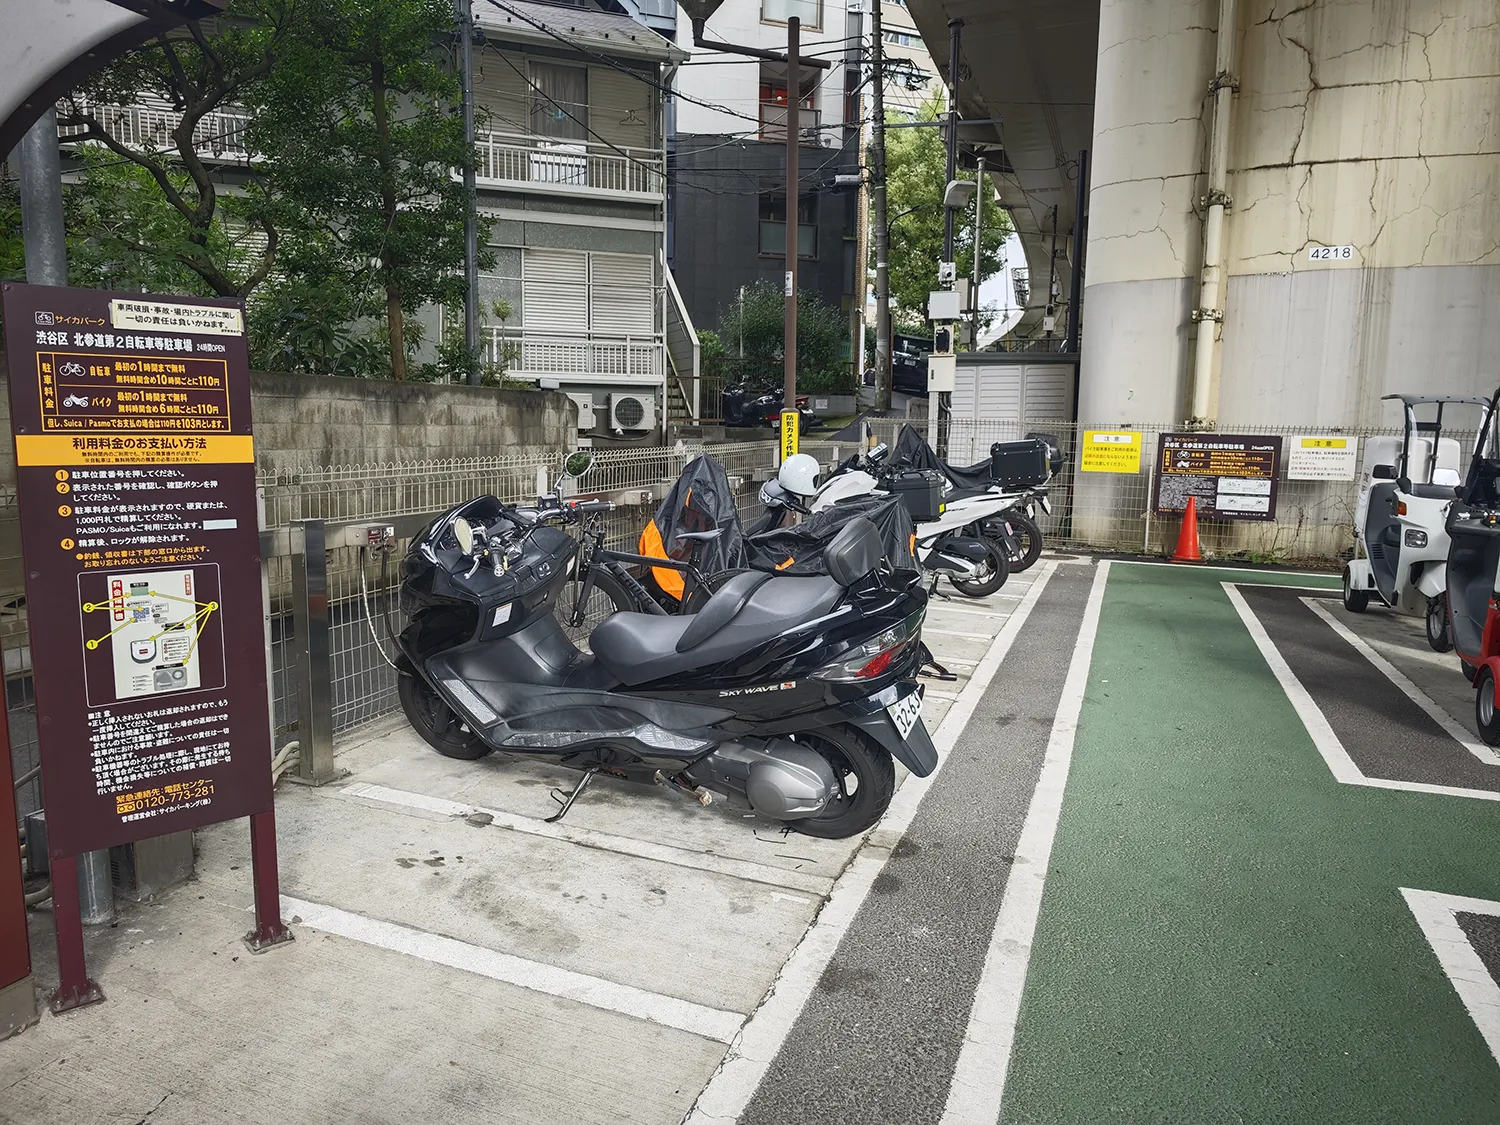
1152;432;1283;521
2;283;273;859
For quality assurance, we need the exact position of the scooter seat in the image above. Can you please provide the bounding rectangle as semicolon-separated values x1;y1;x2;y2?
590;575;842;687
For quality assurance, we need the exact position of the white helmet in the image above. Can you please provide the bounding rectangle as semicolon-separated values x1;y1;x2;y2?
777;453;822;502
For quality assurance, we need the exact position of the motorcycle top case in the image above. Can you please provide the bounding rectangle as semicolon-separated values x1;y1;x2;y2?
989;439;1051;489
885;469;946;522
744;493;917;577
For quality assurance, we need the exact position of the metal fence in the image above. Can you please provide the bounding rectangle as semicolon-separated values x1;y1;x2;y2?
9;421;1387;825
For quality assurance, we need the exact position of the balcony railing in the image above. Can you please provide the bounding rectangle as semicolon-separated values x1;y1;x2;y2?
758;103;823;144
475;131;664;200
57;97;253;162
483;330;664;382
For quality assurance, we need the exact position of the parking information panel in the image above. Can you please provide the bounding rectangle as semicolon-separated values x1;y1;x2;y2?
1152;432;1284;521
2;283;273;858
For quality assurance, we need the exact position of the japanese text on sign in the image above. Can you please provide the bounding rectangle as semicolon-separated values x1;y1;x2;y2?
1080;430;1143;474
1153;433;1283;521
4;282;273;858
1286;435;1358;481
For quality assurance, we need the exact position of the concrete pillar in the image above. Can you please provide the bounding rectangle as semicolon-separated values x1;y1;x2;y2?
1080;0;1500;432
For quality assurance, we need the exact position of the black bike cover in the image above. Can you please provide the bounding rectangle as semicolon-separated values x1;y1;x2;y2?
639;454;745;600
744;493;917;577
891;424;994;489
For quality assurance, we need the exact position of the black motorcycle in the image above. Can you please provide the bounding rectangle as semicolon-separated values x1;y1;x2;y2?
394;468;936;839
721;383;819;431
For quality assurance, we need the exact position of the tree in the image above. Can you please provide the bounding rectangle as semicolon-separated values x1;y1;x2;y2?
881;91;1009;340
717;280;850;393
253;0;485;380
56;1;301;298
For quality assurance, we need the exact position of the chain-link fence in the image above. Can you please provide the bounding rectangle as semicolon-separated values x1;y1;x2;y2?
9;421;1396;827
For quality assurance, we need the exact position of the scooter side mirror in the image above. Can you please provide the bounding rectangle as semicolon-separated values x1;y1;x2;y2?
1372;464;1397;480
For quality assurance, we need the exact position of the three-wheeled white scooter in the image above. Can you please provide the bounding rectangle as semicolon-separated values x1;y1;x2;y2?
1344;393;1496;651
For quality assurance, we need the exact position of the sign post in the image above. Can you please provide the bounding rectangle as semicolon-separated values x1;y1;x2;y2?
1;283;290;1011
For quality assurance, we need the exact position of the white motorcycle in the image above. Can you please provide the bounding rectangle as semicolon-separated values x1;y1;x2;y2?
765;449;1013;597
1345;393;1497;651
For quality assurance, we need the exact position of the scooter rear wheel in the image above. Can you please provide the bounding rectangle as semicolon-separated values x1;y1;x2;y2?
787;725;895;839
1477;668;1500;746
948;539;1011;597
1000;512;1045;573
1426;595;1453;653
399;673;491;760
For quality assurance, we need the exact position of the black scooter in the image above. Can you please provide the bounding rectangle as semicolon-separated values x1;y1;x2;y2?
722;384;819;431
394;460;936;839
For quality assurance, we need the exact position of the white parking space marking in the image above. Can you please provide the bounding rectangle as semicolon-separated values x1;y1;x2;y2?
1225;582;1500;803
1401;888;1500;1065
683;562;1062;1125
337;782;834;896
281;895;745;1043
923;627;998;641
1303;598;1500;767
938;561;1111;1125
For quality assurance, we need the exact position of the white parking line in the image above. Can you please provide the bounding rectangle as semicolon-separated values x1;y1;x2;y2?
923;627;997;641
937;560;1111;1125
682;561;1062;1125
1401;888;1500;1065
1225;583;1500;803
281;895;745;1043
337;782;835;896
1303;598;1500;767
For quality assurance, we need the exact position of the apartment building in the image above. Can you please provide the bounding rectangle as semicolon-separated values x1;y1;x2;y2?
55;0;695;438
877;0;942;119
669;0;865;354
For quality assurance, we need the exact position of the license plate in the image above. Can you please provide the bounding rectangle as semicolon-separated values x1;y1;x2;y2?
886;690;922;740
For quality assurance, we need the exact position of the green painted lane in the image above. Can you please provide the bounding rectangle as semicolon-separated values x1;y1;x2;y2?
1001;564;1500;1125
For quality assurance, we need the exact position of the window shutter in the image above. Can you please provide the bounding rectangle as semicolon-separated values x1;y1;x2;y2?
589;253;654;337
523;248;589;334
1022;366;1072;423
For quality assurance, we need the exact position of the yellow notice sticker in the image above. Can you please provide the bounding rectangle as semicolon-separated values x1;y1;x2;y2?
780;409;799;462
1080;430;1142;474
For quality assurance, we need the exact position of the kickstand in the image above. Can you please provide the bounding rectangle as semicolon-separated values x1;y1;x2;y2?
927;572;953;602
917;641;958;682
545;768;598;823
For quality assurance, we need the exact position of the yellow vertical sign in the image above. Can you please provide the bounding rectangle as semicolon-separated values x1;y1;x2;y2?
1080;430;1143;473
780;410;799;462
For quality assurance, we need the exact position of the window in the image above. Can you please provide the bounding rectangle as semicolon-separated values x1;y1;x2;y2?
883;29;920;48
761;0;822;31
479;246;524;328
759;192;817;259
529;62;588;141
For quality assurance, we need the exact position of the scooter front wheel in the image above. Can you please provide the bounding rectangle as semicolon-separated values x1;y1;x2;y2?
787;725;895;840
399;674;491;760
1477;668;1500;746
1426;595;1453;653
1342;566;1369;613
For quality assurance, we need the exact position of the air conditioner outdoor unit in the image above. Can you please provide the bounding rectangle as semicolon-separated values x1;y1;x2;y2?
567;392;597;431
609;393;656;432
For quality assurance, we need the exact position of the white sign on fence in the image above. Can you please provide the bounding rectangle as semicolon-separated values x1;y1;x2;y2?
1286;435;1358;480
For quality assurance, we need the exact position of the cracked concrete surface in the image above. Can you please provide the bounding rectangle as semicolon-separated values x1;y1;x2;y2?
1087;0;1500;287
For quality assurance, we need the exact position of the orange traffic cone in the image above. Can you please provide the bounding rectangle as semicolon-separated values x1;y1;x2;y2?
1171;496;1203;563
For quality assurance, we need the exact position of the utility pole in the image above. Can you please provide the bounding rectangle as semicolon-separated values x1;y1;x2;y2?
457;0;481;385
970;153;984;350
783;16;800;411
931;17;962;456
870;0;893;411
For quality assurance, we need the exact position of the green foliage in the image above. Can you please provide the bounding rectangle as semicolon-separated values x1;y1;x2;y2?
252;0;490;379
697;328;725;360
0;172;23;282
57;1;300;298
716;280;850;391
882;91;1009;330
